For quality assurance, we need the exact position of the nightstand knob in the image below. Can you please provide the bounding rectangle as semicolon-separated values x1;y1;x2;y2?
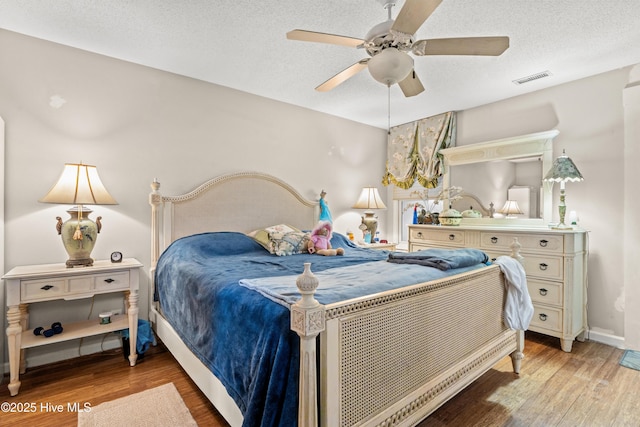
40;285;54;291
417;232;423;238
449;234;455;240
490;237;498;244
539;263;548;271
539;313;548;321
539;288;548;296
103;278;115;283
539;239;548;247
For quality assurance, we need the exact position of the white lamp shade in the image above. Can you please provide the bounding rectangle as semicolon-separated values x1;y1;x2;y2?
352;187;387;210
499;200;524;215
39;163;117;205
367;48;413;85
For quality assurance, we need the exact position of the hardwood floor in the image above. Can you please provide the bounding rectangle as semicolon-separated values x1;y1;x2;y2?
2;332;639;426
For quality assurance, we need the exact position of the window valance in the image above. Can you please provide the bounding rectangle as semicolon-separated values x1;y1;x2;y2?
382;111;456;189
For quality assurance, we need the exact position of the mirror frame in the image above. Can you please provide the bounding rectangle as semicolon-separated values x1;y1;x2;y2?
439;129;559;227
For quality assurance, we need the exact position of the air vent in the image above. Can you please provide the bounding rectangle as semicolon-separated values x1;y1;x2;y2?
512;70;552;85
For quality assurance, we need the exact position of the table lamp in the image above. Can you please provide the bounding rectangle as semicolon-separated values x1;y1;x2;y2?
352;187;387;243
499;200;523;218
39;163;117;267
543;150;583;229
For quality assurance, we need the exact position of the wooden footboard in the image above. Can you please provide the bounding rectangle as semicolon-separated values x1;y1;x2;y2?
293;262;524;427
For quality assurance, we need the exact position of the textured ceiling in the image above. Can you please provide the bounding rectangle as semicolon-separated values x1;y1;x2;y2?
1;0;640;129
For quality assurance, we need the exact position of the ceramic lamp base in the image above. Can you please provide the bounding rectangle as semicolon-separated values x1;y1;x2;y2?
57;206;100;268
361;212;378;241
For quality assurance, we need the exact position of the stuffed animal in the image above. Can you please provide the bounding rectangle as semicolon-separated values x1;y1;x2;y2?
307;221;344;256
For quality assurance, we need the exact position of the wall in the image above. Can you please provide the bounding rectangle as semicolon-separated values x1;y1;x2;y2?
623;65;640;350
456;68;633;346
0;30;387;367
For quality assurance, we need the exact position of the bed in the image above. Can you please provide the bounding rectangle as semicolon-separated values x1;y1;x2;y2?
148;171;525;427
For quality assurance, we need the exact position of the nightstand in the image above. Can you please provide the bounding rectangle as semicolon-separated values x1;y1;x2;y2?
3;258;143;396
358;242;397;251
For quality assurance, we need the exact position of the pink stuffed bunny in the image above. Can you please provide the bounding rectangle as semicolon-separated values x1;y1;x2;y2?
307;221;344;256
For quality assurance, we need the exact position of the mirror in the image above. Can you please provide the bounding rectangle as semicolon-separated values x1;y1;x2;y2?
439;130;559;226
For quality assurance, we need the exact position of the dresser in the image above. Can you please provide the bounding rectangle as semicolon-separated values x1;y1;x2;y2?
3;258;143;396
408;225;588;352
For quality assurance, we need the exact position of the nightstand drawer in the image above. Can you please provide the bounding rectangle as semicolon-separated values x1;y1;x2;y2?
94;271;130;291
480;232;564;254
530;304;562;332
410;228;465;247
21;279;66;301
69;277;94;293
527;279;562;306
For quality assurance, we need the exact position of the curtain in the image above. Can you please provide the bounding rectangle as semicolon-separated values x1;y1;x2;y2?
382;111;456;189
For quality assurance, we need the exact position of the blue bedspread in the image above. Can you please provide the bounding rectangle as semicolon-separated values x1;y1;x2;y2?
154;232;489;427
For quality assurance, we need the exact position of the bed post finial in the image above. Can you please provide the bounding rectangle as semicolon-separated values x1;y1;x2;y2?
509;237;524;266
291;263;325;427
149;179;163;268
509;237;525;373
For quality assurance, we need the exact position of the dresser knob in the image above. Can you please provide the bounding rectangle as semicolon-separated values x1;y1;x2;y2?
539;263;548;271
103;278;115;283
539;313;548;321
417;232;423;238
40;285;54;291
449;234;455;240
539;239;548;247
490;237;498;244
539;288;548;296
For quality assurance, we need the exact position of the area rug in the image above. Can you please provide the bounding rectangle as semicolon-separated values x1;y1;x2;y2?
619;349;640;371
77;382;197;427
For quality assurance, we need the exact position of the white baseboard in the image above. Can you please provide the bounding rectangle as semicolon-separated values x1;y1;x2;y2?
586;329;626;349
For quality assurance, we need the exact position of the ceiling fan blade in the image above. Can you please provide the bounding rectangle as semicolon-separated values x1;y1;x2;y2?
315;60;370;92
287;29;363;48
412;36;510;56
398;70;425;97
392;0;443;35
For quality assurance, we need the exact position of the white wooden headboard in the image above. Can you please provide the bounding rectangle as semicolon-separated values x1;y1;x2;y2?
149;171;319;267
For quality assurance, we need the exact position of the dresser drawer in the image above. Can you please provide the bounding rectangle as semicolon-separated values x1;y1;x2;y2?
21;279;66;301
410;228;465;247
530;304;562;332
522;255;563;281
480;232;564;254
94;272;130;291
527;279;562;307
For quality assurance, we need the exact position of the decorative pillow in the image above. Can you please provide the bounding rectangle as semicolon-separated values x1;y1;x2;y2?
248;224;309;255
268;231;311;256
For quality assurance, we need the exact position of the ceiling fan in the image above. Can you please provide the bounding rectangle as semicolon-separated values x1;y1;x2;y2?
287;0;509;97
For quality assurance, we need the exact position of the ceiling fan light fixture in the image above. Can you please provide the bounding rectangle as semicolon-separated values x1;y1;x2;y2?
368;48;413;85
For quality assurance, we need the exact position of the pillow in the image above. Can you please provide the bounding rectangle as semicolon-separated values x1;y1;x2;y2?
174;232;264;256
248;224;309;255
268;231;311;256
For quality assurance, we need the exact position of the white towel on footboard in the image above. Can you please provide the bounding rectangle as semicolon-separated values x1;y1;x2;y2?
495;256;534;330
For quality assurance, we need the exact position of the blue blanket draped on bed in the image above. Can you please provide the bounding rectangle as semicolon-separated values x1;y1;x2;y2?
387;248;489;270
154;232;489;427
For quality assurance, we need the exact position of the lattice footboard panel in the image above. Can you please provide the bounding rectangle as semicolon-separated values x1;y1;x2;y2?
322;266;512;427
